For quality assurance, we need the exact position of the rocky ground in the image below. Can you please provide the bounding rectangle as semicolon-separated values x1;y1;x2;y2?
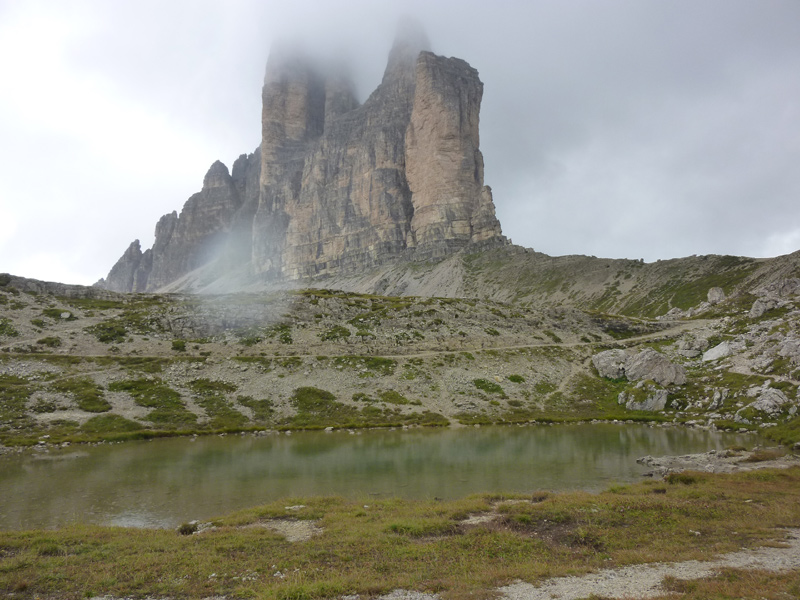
498;527;800;600
2;274;800;446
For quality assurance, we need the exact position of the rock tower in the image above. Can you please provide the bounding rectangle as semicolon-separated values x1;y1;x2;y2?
99;23;506;293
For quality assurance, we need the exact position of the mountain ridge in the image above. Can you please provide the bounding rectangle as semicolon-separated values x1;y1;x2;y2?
98;25;507;294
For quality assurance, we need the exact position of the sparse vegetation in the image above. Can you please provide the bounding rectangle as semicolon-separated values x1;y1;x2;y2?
109;378;196;428
189;378;245;429
85;320;127;343
0;317;19;337
473;378;507;398
1;468;800;598
51;377;110;413
36;336;62;348
320;325;351;341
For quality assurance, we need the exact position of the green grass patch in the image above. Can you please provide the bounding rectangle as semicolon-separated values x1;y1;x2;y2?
188;379;245;429
0;374;35;433
267;323;293;344
320;325;351;341
81;414;144;434
237;396;274;422
332;356;397;377
85;320;127;343
109;378;197;429
238;334;262;347
378;390;410;405
543;330;563;343
473;379;507;398
50;377;110;413
0;317;19;337
287;387;442;429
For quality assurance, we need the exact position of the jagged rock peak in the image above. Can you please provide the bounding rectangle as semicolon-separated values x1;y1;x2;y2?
204;160;232;187
98;24;507;293
102;239;150;293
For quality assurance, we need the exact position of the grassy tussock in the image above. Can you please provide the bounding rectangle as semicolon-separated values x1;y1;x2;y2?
1;468;800;599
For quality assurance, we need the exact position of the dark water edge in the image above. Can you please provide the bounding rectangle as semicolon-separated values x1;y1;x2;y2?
0;423;755;530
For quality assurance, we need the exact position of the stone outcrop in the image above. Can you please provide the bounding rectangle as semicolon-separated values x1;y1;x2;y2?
736;387;796;422
100;240;151;293
618;382;669;412
591;349;628;380
625;348;687;386
592;348;686;387
99;23;506;292
702;340;747;362
675;334;709;358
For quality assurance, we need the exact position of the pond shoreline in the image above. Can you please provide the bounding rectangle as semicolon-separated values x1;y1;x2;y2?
0;422;760;532
0;416;760;457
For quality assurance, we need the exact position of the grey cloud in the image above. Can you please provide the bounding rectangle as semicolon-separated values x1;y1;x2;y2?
1;0;799;283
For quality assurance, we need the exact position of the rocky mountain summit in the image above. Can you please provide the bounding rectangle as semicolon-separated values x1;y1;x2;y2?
98;24;506;293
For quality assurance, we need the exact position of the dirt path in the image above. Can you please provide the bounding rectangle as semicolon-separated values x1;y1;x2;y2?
5;319;707;364
498;528;800;600
364;528;800;600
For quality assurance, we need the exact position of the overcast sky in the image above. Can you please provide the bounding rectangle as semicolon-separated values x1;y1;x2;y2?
1;0;799;285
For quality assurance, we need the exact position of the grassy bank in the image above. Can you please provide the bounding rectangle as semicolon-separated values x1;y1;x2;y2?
2;467;800;599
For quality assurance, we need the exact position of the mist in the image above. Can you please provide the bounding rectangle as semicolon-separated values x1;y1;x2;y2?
1;0;799;285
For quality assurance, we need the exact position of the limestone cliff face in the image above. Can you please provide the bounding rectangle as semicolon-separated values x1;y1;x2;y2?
406;52;503;255
100;239;149;293
100;26;506;292
146;161;242;290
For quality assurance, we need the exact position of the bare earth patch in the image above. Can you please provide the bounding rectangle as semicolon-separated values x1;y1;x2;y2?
499;528;800;600
250;518;323;542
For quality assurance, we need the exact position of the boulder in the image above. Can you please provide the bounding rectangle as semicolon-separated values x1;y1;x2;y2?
738;388;792;418
708;388;728;410
707;287;725;305
703;341;732;362
591;349;628;379
624;348;687;386
676;334;709;358
779;339;800;364
749;297;784;319
618;383;669;412
592;348;686;386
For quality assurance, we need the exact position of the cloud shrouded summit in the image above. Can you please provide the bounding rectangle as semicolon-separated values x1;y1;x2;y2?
99;20;505;293
1;0;799;285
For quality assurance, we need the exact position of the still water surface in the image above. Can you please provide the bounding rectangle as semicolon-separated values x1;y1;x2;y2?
0;424;753;530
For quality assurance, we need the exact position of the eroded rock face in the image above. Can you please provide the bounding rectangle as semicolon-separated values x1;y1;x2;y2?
146;162;243;290
625;348;687;386
100;25;506;292
101;240;150;293
592;349;628;379
618;383;669;412
738;387;793;419
593;348;686;387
